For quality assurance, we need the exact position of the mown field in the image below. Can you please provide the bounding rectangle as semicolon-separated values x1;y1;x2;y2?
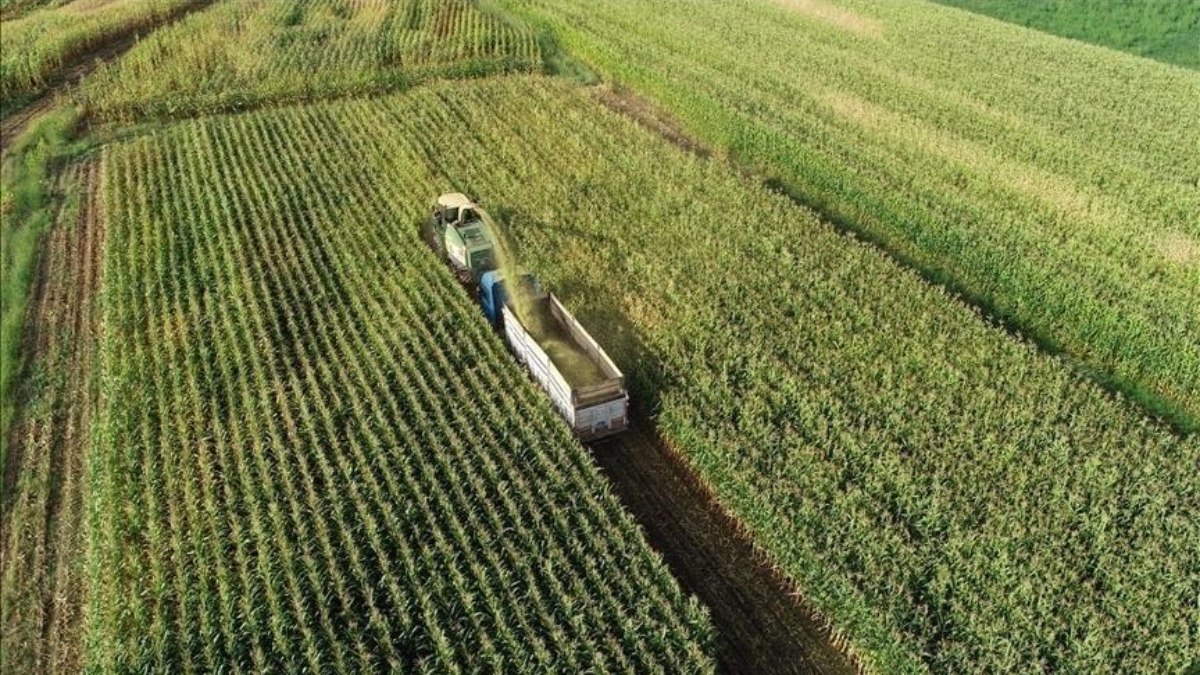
78;0;542;122
933;0;1200;69
1;109;82;474
2;151;97;675
0;0;199;113
501;0;1200;433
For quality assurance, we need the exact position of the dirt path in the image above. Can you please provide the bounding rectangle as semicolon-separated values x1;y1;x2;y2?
592;418;858;674
1;160;104;674
0;0;217;154
0;94;57;154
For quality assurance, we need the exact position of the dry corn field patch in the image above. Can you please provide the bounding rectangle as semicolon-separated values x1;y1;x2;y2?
76;0;542;122
0;0;209;113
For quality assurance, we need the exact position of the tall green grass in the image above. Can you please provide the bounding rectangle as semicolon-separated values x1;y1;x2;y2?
0;106;80;471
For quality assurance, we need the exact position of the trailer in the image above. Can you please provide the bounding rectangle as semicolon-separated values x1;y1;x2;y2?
480;270;628;441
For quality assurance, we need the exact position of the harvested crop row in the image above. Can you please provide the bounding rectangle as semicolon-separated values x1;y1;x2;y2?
499;0;1200;431
89;92;715;671
76;0;542;122
1;159;99;675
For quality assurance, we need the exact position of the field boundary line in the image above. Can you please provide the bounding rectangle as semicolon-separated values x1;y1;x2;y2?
1;157;104;674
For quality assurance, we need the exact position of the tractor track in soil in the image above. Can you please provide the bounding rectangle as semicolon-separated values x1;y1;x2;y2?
1;94;56;154
592;83;859;674
593;417;858;674
1;160;104;674
0;0;218;154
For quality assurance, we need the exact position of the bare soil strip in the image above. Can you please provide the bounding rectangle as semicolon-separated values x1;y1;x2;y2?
593;418;859;674
0;0;218;154
1;160;103;674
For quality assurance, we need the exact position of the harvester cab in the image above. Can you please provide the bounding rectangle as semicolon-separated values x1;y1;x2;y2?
425;192;497;283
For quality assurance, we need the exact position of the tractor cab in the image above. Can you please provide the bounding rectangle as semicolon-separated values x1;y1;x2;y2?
427;193;496;281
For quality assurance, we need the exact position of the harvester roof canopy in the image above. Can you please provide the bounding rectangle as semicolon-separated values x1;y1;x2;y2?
437;192;474;209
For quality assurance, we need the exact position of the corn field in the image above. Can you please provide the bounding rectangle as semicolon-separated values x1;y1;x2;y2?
91;75;1198;673
0;0;195;110
6;0;1198;671
78;0;542;122
89;79;715;671
405;76;1198;674
500;0;1200;432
